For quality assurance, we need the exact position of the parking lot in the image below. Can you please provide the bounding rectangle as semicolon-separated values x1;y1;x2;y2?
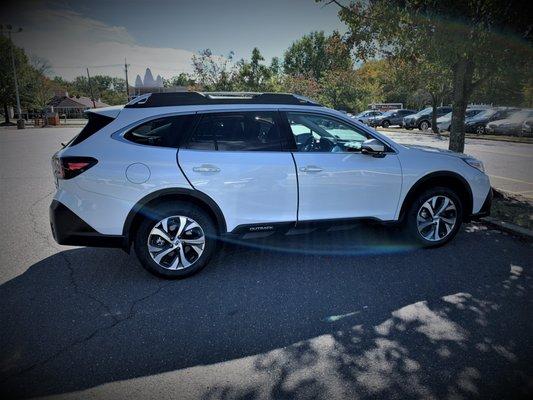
0;127;532;399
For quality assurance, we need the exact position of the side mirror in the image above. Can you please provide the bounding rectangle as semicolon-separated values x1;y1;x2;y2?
361;138;385;156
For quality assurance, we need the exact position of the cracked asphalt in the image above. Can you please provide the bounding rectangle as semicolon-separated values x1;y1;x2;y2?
0;127;532;399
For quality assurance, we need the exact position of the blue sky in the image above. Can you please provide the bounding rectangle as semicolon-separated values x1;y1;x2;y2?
5;0;347;80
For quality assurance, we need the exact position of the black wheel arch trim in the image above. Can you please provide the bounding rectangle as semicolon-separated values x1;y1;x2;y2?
122;188;227;242
399;171;473;220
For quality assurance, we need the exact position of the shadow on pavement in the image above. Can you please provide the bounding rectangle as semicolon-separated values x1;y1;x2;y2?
0;223;531;399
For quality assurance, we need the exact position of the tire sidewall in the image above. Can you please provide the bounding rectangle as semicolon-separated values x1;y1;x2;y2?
406;187;463;247
134;202;217;278
382;120;390;128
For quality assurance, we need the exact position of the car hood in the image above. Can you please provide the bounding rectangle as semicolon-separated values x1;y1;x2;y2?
488;118;518;126
403;144;472;159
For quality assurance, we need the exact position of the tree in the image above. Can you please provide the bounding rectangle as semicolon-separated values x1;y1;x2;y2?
164;73;196;88
325;0;533;152
234;47;272;91
191;49;236;91
283;31;352;80
0;35;35;124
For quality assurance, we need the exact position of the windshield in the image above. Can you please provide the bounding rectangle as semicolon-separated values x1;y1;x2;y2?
470;109;496;120
380;110;396;117
415;107;432;116
509;110;533;120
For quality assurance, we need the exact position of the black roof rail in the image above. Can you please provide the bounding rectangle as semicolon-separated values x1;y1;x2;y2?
124;92;322;108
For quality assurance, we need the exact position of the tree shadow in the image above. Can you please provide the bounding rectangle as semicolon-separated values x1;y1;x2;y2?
0;223;531;399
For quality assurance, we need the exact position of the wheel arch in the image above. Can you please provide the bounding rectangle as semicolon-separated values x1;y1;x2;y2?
123;188;227;245
399;171;473;221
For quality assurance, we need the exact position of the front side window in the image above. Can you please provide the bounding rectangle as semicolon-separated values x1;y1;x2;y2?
185;112;283;151
287;112;372;153
124;114;194;148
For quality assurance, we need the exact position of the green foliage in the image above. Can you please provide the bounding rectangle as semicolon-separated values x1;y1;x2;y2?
283;31;352;80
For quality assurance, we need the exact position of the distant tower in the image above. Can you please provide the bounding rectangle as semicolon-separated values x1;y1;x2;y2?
143;68;156;87
156;75;163;87
134;75;143;87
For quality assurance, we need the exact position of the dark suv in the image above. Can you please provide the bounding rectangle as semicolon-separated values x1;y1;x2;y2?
369;109;417;128
403;106;452;131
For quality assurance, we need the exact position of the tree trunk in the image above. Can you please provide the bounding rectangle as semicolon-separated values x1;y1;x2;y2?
3;104;10;124
431;95;439;134
449;58;474;153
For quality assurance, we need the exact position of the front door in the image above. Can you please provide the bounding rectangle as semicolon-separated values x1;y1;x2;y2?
283;111;402;222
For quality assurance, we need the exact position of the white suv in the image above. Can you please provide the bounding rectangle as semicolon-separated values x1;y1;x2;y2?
50;92;492;278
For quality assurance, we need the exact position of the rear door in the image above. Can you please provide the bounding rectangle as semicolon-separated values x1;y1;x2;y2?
178;110;297;232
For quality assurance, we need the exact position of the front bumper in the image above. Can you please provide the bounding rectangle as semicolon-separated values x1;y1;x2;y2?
469;188;492;220
50;200;126;248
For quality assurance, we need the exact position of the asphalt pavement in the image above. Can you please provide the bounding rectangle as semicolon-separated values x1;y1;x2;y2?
0;127;532;399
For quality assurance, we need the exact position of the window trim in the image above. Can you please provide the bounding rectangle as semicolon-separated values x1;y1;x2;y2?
182;110;290;152
279;110;397;154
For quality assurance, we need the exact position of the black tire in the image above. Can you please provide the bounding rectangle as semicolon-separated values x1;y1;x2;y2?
134;201;217;278
418;120;430;131
404;187;463;248
381;120;390;128
475;125;485;135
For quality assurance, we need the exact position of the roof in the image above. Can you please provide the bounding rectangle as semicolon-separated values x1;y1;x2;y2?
48;95;110;109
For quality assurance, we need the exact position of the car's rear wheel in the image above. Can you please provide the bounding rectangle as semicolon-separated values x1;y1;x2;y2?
475;125;485;135
134;202;217;278
381;120;390;128
405;187;463;247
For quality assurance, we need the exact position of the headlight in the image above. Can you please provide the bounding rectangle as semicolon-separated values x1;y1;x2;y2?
463;158;485;173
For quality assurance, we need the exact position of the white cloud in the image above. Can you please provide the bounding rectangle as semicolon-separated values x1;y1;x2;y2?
9;4;194;80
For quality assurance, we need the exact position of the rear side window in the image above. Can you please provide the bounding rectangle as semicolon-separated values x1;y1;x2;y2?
69;113;114;147
124;114;194;148
185;112;283;151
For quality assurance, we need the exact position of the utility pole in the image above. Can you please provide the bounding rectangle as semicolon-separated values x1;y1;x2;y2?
5;25;24;129
86;67;96;108
124;58;130;102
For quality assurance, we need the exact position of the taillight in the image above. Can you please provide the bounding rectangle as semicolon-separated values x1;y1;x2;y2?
52;156;98;180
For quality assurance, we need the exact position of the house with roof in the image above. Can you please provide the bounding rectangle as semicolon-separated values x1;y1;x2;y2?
47;91;110;118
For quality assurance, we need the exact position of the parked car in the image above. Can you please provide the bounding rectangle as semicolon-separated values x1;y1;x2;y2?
403;106;452;131
369;109;417;128
486;109;533;135
353;110;382;125
522;118;533;136
50;92;491;279
464;107;519;134
436;108;488;132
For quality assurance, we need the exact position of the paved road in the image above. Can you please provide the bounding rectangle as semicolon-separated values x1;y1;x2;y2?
0;128;532;399
378;128;533;199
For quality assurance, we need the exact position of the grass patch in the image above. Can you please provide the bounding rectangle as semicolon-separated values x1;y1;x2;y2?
491;190;533;230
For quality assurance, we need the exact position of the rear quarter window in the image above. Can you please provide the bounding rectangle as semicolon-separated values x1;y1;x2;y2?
68;113;114;147
124;114;195;148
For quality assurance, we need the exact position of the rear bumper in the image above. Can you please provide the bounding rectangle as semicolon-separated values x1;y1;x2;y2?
50;200;126;248
469;188;492;220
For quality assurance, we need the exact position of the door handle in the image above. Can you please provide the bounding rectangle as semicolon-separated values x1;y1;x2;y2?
299;166;323;173
193;164;220;173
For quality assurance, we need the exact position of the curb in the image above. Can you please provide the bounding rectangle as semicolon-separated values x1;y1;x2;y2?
481;217;533;240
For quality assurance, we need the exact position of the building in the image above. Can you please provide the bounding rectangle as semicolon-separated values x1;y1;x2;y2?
47;91;110;118
129;68;186;99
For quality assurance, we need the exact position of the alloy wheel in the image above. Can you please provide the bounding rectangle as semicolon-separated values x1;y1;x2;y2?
416;195;457;242
476;126;485;134
147;215;206;270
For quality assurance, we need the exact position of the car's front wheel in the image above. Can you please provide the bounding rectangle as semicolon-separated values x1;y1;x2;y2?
381;120;390;128
475;125;485;135
134;202;217;278
405;187;463;247
419;121;430;131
